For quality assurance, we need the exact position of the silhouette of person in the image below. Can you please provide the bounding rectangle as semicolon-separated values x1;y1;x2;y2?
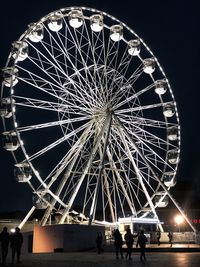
168;231;173;247
0;226;10;266
112;229;123;260
124;228;138;260
156;229;161;246
10;227;23;264
96;232;104;254
137;230;148;262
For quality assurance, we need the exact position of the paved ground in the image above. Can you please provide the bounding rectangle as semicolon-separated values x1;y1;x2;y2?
2;244;200;266
4;251;200;267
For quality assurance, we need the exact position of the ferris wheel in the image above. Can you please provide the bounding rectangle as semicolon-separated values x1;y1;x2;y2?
1;7;184;228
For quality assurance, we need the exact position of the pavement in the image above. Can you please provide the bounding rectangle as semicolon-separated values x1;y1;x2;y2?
2;244;200;267
4;251;200;267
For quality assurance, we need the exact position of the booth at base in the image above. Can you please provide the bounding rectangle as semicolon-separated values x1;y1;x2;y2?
33;224;104;253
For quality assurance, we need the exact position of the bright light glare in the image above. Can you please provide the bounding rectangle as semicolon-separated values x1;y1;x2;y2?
174;214;184;225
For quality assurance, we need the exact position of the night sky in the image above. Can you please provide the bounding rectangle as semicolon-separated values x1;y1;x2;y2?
0;0;200;212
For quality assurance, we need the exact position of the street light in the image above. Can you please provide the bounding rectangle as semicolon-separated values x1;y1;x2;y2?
174;214;184;232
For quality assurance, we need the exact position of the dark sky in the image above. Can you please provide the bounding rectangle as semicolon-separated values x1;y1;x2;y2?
0;0;200;212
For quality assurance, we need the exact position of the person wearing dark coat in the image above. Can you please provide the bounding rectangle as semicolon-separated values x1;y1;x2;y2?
0;226;10;266
96;232;104;254
156;229;161;246
137;230;148;261
112;229;123;259
124;228;138;260
168;231;173;247
10;227;23;264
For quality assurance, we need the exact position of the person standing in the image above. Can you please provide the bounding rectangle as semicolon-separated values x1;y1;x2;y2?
168;231;173;247
137;230;148;262
0;226;10;266
156;229;161;246
10;227;23;264
124;228;137;260
96;232;104;254
112;229;123;260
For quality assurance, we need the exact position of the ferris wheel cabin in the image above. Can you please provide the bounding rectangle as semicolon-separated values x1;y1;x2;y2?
14;163;32;183
0;98;13;118
2;131;19;151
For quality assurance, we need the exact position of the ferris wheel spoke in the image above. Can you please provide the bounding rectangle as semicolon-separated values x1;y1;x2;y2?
125;129;174;169
18;62;93;110
44;22;102;108
25;121;92;164
116;101;172;114
132;134;176;173
27;40;70;81
18;75;92;113
40;124;95;226
100;33;119;101
119;113;178;129
58;113;112;224
123;117;178;150
14;95;91;116
110;128;156;193
126;63;144;84
81;20;106;104
113;82;154;110
18;65;66;96
49;123;94;187
105;145;136;215
14;95;66;112
108;131;150;207
122;120;171;147
28;37;100;108
116;116;176;175
16;115;90;133
115;123;159;217
96;137;121;220
108;50;140;103
69;30;104;106
71;23;112;107
102;169;116;222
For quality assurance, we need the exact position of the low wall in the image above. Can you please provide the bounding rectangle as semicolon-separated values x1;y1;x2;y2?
33;224;105;253
151;232;196;243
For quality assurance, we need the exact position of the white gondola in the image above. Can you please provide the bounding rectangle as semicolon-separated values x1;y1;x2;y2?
154;193;169;208
154;79;167;95
14;163;32;182
167;149;179;164
143;58;155;74
90;14;103;32
47;13;63;32
3;67;18;87
0;101;11;118
167;126;179;141
2;131;19;151
29;24;44;42
163;103;175;117
110;25;123;41
128;39;141;56
162;172;176;187
12;41;28;61
33;191;50;209
0;98;15;118
68;10;83;28
0;107;11;118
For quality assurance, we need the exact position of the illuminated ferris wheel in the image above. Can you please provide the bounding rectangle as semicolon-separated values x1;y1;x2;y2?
1;7;184;227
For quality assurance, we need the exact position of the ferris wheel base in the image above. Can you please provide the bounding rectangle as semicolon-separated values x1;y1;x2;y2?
32;223;105;253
